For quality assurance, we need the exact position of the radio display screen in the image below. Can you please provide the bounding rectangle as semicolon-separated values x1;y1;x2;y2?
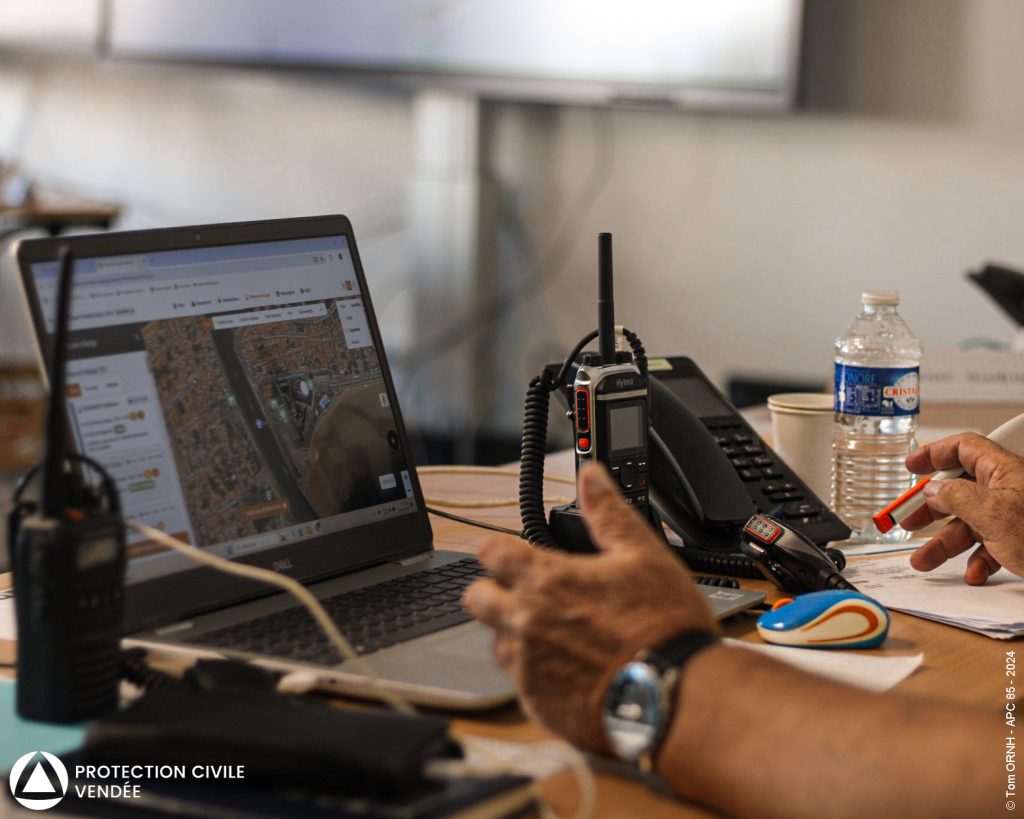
609;403;645;454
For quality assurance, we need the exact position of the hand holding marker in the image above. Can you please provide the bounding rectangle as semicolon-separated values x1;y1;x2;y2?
873;411;1024;534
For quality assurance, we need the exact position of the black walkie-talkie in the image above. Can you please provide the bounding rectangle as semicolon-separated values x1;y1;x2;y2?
8;245;126;723
570;234;650;509
544;234;653;551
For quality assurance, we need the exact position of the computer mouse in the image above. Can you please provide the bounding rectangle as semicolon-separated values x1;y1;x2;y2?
756;590;890;649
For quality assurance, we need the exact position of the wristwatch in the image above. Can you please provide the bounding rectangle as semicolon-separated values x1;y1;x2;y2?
602;631;720;772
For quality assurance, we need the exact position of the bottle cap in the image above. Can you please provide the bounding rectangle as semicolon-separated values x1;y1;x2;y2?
862;289;900;306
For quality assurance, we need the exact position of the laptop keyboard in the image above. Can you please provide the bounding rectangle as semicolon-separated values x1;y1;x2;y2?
188;557;486;664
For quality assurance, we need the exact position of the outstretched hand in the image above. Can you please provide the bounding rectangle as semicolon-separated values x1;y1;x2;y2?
464;463;717;751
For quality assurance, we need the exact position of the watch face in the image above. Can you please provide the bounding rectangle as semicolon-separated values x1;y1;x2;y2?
603;661;666;763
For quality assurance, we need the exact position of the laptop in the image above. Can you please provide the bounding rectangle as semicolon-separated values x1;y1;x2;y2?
15;215;763;710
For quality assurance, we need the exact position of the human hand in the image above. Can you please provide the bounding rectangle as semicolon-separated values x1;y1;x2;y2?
463;463;718;752
902;433;1024;584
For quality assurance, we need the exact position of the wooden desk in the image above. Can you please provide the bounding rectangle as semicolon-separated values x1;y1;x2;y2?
419;456;1011;817
0;458;1013;818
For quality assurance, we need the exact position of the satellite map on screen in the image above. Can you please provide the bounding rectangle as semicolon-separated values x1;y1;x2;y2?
140;296;399;547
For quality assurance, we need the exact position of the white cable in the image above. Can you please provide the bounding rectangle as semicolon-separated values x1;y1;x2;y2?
125;519;596;819
125;520;416;715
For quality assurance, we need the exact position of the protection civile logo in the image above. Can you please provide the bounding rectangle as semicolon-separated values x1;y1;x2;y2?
8;752;69;811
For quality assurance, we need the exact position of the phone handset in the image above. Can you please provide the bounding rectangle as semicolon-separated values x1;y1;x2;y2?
646;377;755;536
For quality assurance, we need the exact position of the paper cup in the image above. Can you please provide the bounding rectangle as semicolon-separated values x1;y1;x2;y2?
766;393;834;502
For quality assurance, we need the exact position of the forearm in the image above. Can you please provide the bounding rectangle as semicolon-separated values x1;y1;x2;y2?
657;644;1000;819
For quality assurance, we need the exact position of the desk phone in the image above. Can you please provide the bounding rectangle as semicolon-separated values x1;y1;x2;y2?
648;356;850;548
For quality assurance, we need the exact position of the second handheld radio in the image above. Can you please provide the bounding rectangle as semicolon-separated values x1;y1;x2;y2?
8;245;126;723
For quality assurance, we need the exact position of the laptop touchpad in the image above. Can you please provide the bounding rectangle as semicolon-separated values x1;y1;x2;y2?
430;622;496;660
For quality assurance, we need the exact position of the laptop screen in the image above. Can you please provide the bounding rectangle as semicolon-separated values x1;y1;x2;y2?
23;225;419;589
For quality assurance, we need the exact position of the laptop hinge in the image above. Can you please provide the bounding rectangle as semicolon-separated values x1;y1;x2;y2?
395;553;432;567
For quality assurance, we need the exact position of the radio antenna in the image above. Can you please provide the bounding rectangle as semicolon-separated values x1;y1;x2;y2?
42;244;74;518
598;232;615;365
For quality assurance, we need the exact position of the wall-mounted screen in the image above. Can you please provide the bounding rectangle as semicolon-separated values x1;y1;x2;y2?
105;0;804;112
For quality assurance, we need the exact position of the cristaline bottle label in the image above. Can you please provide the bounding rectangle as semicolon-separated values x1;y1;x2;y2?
834;365;920;416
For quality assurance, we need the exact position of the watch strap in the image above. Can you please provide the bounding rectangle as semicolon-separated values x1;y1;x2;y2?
641;630;720;674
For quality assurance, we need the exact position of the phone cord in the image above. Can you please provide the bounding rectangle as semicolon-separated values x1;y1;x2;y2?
693;574;741;589
621;327;648;377
675;545;763;579
520;367;559;546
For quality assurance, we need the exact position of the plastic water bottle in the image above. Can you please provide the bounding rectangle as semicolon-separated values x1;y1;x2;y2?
832;290;922;543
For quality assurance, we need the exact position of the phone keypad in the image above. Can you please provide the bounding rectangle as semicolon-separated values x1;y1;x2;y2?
708;420;823;525
785;501;819;518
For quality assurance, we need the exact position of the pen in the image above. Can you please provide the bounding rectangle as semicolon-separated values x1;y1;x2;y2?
872;411;1024;534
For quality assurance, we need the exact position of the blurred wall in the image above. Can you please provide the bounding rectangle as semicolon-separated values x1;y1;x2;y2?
2;0;1023;441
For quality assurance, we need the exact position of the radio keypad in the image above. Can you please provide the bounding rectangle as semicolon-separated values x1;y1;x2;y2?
612;456;648;500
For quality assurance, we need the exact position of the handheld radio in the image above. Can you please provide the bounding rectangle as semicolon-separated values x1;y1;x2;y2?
519;233;656;552
570;234;650;509
8;245;126;723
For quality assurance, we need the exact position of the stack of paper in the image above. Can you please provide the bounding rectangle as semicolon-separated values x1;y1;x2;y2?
844;549;1024;639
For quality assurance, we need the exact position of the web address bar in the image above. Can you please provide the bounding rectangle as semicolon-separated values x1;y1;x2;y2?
79;272;158;286
37;271;157;296
153;252;329;277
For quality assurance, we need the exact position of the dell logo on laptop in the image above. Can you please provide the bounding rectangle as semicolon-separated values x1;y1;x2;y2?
272;559;294;573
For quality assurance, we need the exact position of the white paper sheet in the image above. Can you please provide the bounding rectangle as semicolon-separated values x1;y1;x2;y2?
843;550;1024;638
837;541;921;558
727;639;923;692
844;550;1024;620
0;588;15;642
